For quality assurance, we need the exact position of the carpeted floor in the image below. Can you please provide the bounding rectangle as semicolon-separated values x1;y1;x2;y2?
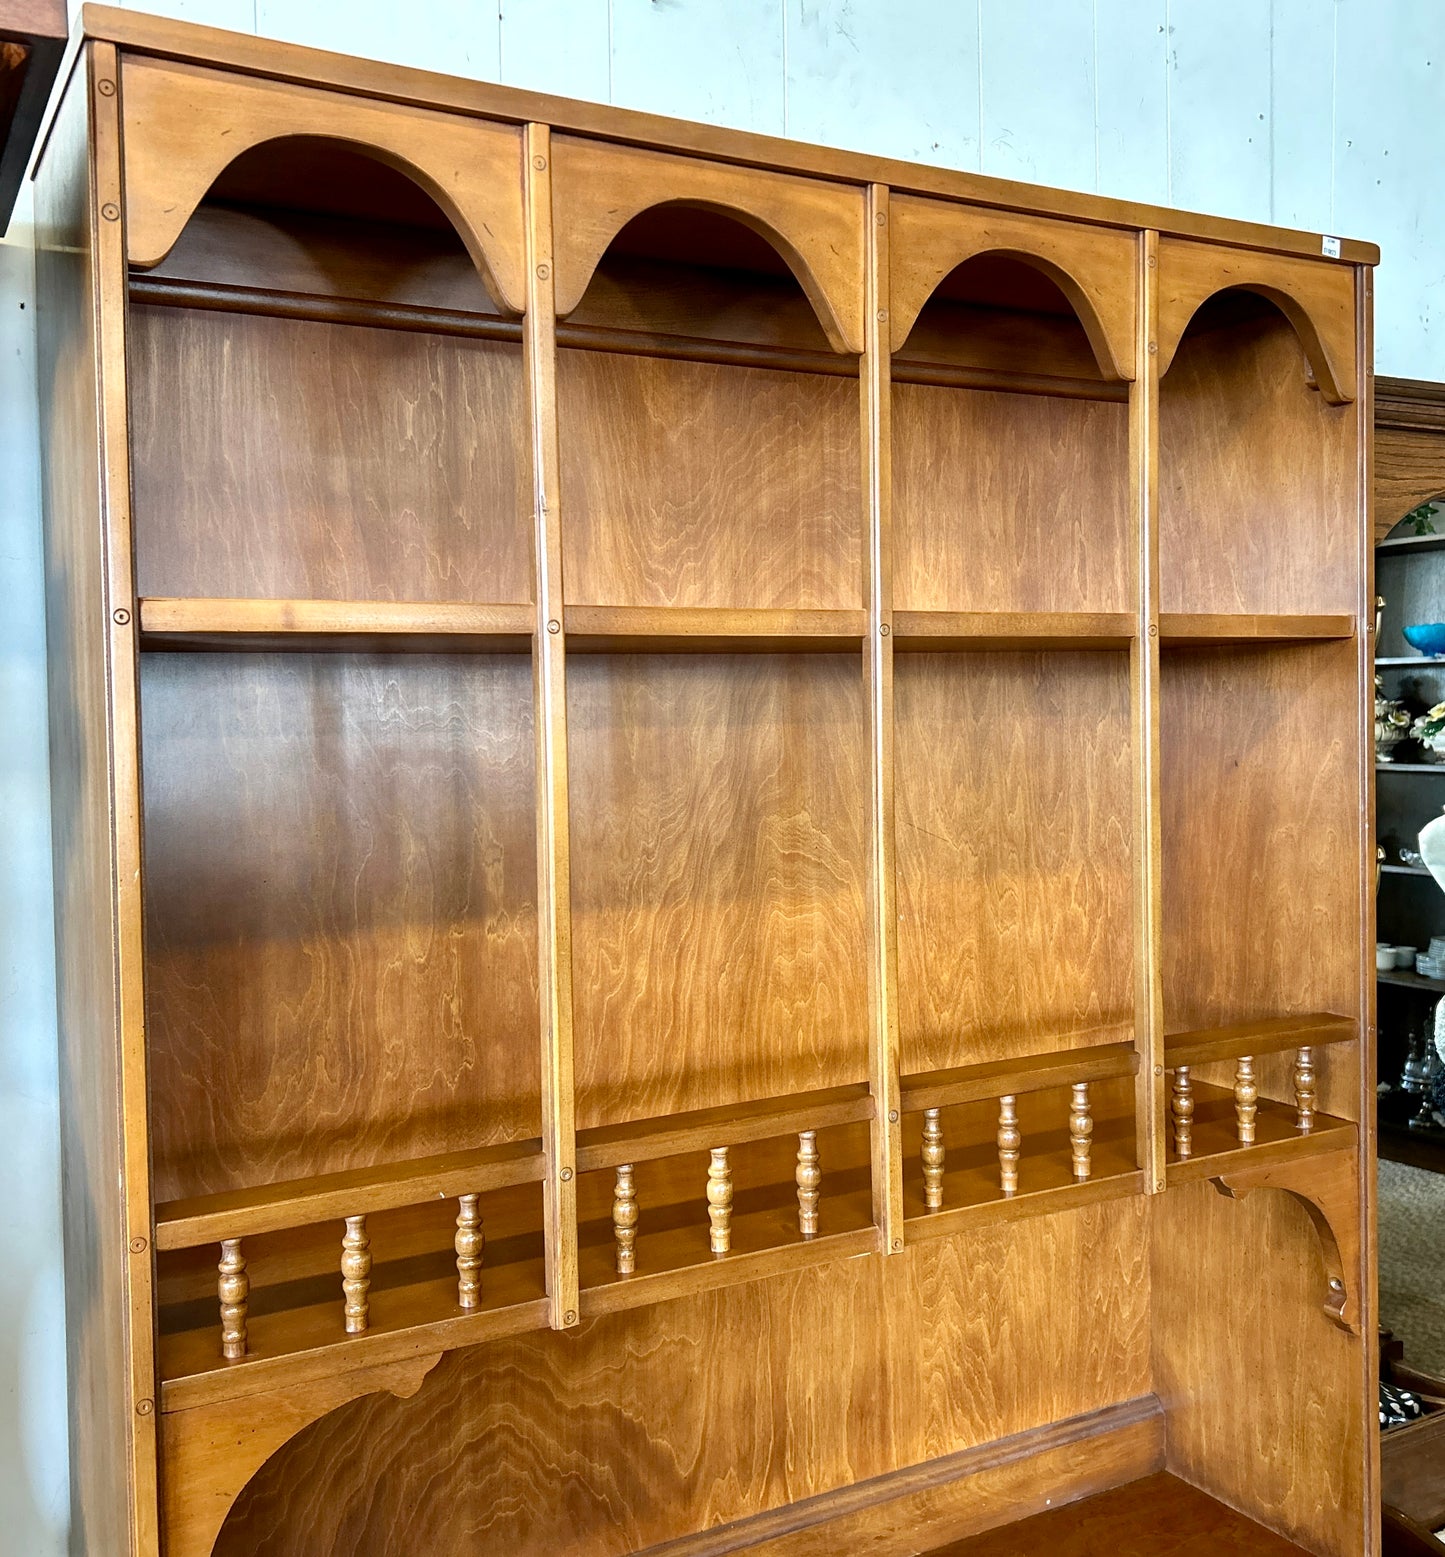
1380;1158;1445;1377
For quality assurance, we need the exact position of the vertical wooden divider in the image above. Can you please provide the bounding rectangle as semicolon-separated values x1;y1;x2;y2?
91;40;162;1552
1130;229;1165;1191
863;182;904;1251
1355;261;1381;1557
523;123;579;1328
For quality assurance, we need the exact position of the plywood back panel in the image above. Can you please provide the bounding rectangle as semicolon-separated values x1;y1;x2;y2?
567;654;869;1128
893;385;1129;614
558;351;861;611
1159;304;1355;616
1152;1180;1364;1557
129;307;532;603
1160;642;1361;1119
216;1201;1150;1557
141;651;539;1200
895;652;1134;1073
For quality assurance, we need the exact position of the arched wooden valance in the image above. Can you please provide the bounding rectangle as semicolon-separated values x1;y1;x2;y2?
119;55;527;314
549;134;865;355
887;195;1137;382
1156;237;1357;405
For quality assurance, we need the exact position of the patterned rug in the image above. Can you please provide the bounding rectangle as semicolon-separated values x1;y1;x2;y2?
1380;1158;1445;1378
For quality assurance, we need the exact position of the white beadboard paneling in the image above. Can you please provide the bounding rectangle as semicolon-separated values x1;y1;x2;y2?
784;0;981;170
1334;0;1441;381
610;0;785;134
1270;0;1336;232
117;0;256;29
501;0;610;102
253;0;502;79
1167;0;1271;222
1094;0;1169;208
979;0;1095;192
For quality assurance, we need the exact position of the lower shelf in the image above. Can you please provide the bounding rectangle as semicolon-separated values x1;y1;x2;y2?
915;1471;1315;1557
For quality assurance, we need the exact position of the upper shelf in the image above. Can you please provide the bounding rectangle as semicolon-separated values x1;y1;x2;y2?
892;611;1134;652
899;1039;1137;1113
1164;1012;1356;1068
1377;532;1445;556
563;606;867;654
138;597;535;652
1158;613;1355;647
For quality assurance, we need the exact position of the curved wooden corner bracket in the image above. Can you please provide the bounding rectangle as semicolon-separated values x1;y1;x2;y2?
1156;243;1357;405
550;137;865;355
159;1351;443;1557
119;57;527;313
1211;1146;1362;1336
886;198;1137;383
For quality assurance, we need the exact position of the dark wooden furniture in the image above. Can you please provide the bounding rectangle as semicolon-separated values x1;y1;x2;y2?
0;0;65;231
35;7;1379;1555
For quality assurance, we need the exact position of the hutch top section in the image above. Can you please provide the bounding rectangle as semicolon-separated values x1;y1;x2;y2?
62;1;1377;272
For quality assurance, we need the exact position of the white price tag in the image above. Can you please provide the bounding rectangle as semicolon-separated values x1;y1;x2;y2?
1321;235;1342;258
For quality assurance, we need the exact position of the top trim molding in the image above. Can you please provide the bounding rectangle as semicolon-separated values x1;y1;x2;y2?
71;2;1378;269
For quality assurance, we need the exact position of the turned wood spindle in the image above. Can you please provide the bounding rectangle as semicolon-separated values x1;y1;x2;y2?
455;1193;483;1308
342;1214;372;1334
1172;1067;1194;1159
921;1107;945;1211
997;1095;1020;1197
1294;1046;1316;1134
218;1238;248;1360
614;1163;638;1274
1069;1083;1092;1181
1234;1055;1258;1145
795;1131;820;1239
707;1146;733;1256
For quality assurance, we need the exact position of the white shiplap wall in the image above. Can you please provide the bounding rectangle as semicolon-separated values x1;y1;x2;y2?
3;1;1443;1548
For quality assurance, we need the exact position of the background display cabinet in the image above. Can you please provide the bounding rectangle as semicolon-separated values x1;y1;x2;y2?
35;8;1378;1555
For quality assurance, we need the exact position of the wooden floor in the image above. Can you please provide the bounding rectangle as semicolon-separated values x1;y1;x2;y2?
924;1473;1315;1556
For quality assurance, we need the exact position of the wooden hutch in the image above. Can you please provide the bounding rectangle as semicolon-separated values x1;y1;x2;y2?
34;9;1378;1554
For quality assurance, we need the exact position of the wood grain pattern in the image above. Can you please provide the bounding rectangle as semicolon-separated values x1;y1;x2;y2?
559;351;861;611
567;654;869;1127
550;134;865;354
129;306;531;604
1159;300;1355;616
1159;644;1361;1122
895;652;1133;1074
120;54;527;310
1156;237;1357;405
141;651;540;1201
1152;1180;1364;1557
214;1202;1149;1556
888;196;1137;381
893;384;1129;615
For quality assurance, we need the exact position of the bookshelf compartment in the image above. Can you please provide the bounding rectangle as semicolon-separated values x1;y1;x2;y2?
1158;283;1357;618
895;650;1135;1076
140;650;540;1204
566;652;870;1130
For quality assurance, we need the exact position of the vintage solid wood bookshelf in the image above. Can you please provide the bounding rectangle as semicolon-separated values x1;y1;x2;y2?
34;9;1379;1556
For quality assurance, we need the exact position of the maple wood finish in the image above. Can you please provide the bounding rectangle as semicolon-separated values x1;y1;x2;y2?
34;9;1376;1557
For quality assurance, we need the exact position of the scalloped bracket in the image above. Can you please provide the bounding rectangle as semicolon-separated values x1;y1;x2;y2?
1211;1144;1362;1336
159;1352;442;1557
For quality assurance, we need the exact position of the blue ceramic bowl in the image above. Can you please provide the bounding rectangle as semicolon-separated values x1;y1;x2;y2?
1404;623;1445;657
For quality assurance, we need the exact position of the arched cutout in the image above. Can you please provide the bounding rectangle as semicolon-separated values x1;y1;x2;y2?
550;134;864;354
120;54;526;313
1156;237;1356;404
888;194;1136;382
160;1353;440;1557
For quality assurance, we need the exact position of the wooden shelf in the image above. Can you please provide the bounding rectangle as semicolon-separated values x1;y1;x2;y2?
575;1083;874;1174
561;605;867;654
899;1039;1137;1114
154;1139;546;1250
138;596;535;652
1379;968;1445;993
1379;532;1445;556
1166;1081;1355;1184
159;1252;550;1411
891;611;1134;652
1163;1012;1355;1069
1158;612;1355;645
